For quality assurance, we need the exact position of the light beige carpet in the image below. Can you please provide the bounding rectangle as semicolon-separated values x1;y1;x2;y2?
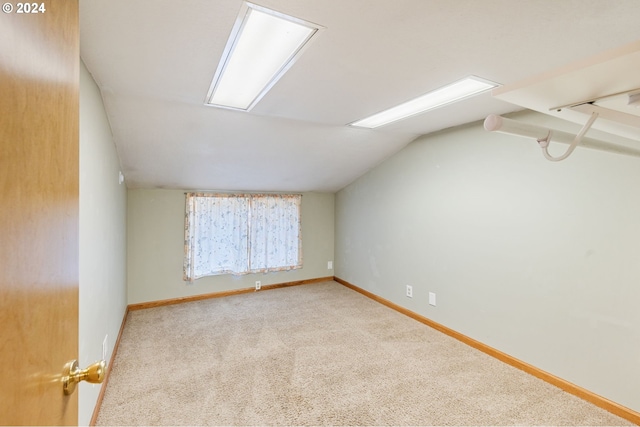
96;281;632;426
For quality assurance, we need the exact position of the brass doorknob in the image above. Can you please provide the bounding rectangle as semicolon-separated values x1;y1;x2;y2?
62;359;106;395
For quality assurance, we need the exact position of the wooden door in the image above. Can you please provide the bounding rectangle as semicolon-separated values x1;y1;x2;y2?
0;1;79;425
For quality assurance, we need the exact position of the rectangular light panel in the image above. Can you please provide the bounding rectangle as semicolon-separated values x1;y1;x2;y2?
351;76;499;128
206;2;322;111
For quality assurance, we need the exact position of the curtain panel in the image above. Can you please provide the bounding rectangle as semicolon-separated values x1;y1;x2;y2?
184;193;302;282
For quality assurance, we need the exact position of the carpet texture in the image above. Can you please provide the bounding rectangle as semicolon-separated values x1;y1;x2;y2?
96;281;632;425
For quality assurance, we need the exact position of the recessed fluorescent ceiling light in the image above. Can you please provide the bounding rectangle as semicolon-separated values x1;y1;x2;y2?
350;76;499;128
206;2;323;111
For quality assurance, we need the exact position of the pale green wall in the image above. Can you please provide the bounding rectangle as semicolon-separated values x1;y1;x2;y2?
127;190;335;304
335;111;640;413
79;60;128;425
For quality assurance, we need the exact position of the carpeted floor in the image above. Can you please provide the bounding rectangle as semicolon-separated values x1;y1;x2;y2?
96;281;632;425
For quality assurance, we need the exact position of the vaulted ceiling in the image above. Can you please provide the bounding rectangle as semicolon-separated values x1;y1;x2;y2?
79;0;640;192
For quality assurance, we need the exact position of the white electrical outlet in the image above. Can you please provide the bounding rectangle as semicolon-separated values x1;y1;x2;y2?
255;281;261;290
406;285;413;298
429;292;436;306
327;261;333;270
102;335;108;361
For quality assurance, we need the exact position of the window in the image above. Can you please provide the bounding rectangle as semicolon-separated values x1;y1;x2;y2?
183;193;302;281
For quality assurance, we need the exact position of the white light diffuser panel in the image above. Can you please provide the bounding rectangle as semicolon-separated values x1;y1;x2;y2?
206;2;322;111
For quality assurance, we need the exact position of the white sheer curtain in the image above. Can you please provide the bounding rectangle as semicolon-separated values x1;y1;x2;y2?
184;194;250;281
249;195;302;273
184;193;302;282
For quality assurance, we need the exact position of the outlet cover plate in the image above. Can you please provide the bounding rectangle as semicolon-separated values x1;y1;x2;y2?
406;285;413;298
429;292;436;306
102;335;108;361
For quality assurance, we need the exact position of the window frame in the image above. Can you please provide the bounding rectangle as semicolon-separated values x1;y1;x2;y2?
183;193;302;281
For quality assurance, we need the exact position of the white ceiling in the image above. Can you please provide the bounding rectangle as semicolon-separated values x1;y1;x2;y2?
79;0;640;192
493;40;640;143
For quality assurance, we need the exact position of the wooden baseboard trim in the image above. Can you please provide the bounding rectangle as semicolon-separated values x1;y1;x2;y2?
128;276;335;311
333;276;640;425
89;305;130;426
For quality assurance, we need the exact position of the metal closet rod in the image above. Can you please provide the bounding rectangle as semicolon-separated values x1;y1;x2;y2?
484;114;640;159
